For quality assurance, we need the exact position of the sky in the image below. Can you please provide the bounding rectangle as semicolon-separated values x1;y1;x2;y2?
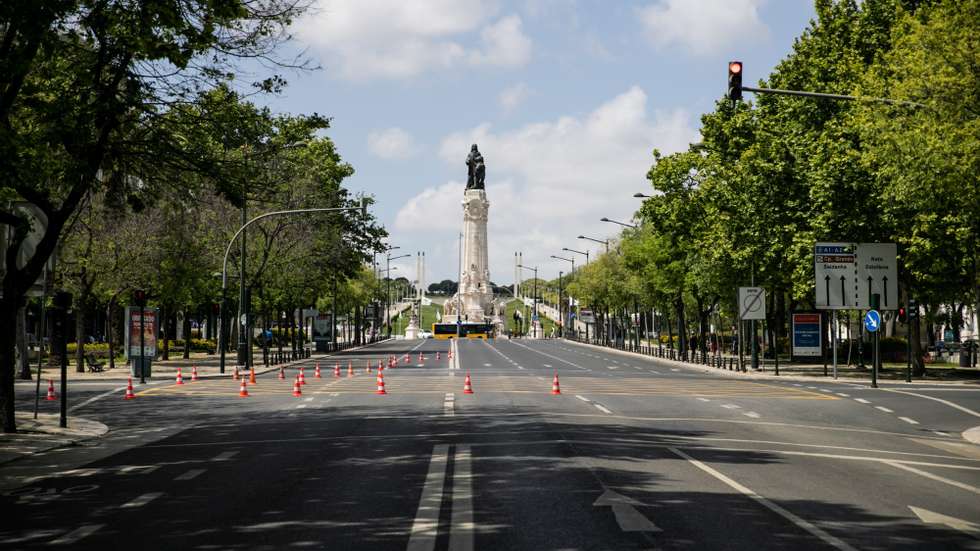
258;0;817;285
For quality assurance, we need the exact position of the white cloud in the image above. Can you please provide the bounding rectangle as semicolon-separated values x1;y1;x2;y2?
637;0;768;56
498;82;531;112
296;1;532;80
395;87;700;281
367;127;419;159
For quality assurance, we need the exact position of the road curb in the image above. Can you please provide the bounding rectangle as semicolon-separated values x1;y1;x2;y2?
0;414;110;467
962;426;980;445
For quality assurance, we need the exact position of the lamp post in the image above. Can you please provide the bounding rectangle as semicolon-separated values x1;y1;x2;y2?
577;235;610;253
386;253;411;337
552;255;576;338
633;192;652;199
517;264;538;338
558;271;563;338
600;216;637;229
219;201;366;374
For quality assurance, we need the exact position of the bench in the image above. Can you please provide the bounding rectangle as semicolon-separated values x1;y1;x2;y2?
85;353;106;373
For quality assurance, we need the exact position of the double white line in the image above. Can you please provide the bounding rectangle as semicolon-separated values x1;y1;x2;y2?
407;444;474;551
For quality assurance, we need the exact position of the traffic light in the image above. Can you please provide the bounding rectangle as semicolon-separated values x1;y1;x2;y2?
897;306;907;324
133;289;146;307
908;299;918;321
727;61;743;101
212;302;221;315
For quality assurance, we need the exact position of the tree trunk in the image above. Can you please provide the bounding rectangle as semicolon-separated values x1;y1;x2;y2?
675;294;687;361
75;297;86;373
16;305;31;380
107;303;116;371
1;298;19;432
354;306;363;345
182;312;191;359
912;310;925;377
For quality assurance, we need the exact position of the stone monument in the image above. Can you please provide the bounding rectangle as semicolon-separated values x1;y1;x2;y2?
445;145;503;331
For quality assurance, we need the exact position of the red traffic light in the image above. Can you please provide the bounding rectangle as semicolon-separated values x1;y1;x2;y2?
727;61;743;101
729;61;742;74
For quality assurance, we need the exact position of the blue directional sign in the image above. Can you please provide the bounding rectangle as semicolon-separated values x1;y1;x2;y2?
864;310;881;333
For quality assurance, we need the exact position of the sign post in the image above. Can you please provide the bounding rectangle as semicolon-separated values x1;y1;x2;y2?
864;307;881;388
739;287;765;371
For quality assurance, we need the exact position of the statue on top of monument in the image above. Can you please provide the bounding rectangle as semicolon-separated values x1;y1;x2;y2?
465;144;485;190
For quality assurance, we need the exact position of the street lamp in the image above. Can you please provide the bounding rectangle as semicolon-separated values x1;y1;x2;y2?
219;200;367;374
562;247;589;265
578;235;610;253
517;264;538;338
633;192;652;198
552;255;575;339
386;253;411;337
600;216;637;229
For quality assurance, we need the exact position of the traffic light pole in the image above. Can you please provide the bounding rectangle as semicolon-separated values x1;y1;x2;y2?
740;86;925;108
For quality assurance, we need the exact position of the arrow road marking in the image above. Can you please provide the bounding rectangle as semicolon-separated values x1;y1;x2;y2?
909;506;980;537
593;489;661;532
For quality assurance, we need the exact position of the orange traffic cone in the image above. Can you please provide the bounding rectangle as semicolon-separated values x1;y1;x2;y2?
334;363;341;377
376;371;387;395
278;367;285;380
124;377;136;400
551;372;561;395
463;372;474;394
249;368;257;385
176;368;185;385
191;366;199;382
292;377;303;397
45;380;57;401
298;368;306;385
315;362;322;378
239;379;249;397
347;362;354;378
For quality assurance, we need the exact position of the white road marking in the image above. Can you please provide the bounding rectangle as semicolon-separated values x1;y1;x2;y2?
517;366;525;370
898;417;919;425
444;393;455;417
212;451;238;462
67;387;125;413
48;524;104;545
649;370;661;375
174;468;206;481
697;398;711;402
883;389;980;418
721;404;741;409
607;366;620;370
575;395;591;402
875;406;894;413
543;364;552;368
793;384;802;387
837;393;850;397
855;398;871;404
933;431;951;437
120;492;164;509
407;444;450;551
807;386;818;390
820;389;833;393
595;404;613;415
119;465;158;474
669;447;858;551
743;412;761;419
304;397;314;402
483;363;492;367
885;461;980;495
450;445;474;551
670;368;680;372
633;366;643;370
295;404;307;409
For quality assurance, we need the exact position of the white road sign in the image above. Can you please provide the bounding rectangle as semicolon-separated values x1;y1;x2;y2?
855;243;899;310
815;242;899;310
738;287;766;320
814;242;856;309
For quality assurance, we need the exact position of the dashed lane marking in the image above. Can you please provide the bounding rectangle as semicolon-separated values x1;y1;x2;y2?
721;404;741;409
174;469;206;481
449;445;474;551
211;451;238;462
837;393;850;397
594;404;613;415
898;417;919;425
120;492;164;509
855;398;871;404
406;444;449;551
743;412;761;419
444;393;455;417
875;406;894;413
575;395;591;402
48;524;104;546
697;398;711;402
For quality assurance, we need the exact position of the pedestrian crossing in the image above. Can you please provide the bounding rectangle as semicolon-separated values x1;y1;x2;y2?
136;372;834;400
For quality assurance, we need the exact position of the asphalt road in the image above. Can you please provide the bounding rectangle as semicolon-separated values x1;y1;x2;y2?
2;337;979;550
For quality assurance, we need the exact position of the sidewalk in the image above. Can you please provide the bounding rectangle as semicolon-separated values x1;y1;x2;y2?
0;413;108;466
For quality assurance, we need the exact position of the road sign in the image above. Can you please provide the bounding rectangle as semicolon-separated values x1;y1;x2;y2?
815;242;899;310
791;313;822;358
864;310;881;333
738;287;766;320
855;243;899;310
814;242;856;309
579;309;595;324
